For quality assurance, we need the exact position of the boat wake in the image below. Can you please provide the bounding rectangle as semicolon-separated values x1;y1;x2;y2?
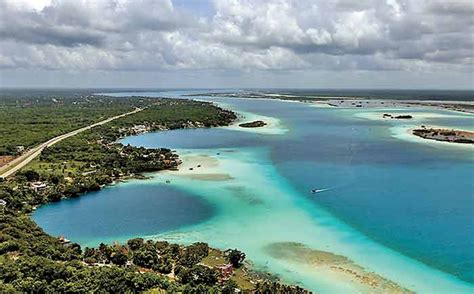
311;188;331;194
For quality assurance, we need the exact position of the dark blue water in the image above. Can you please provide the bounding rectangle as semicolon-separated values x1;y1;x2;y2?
33;182;213;246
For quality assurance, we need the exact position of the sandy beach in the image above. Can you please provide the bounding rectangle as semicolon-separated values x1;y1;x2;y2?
397;126;474;149
225;110;289;135
163;153;234;182
353;110;474;149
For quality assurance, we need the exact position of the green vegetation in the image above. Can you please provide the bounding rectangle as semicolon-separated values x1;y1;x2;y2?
0;93;309;293
113;100;238;131
0;91;236;156
412;128;474;144
1;216;309;293
238;121;267;128
227;249;246;268
1;98;236;212
0;92;156;155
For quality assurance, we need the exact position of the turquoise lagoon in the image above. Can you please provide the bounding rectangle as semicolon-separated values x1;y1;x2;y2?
33;92;474;292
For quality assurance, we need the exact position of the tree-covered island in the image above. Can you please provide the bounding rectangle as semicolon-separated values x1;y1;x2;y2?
0;92;309;293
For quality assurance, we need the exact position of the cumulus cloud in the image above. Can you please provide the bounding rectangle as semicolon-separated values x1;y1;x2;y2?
0;0;472;74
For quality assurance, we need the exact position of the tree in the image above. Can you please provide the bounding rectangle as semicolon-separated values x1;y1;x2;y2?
68;243;82;255
221;280;238;294
152;257;173;274
49;175;61;185
127;238;144;251
132;248;159;269
178;243;209;268
227;249;245;268
178;265;218;286
23;170;40;182
110;251;129;266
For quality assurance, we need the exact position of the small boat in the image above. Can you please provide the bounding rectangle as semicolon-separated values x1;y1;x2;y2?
311;188;329;194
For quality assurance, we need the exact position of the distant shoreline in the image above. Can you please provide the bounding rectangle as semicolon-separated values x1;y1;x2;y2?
412;128;474;144
183;91;474;114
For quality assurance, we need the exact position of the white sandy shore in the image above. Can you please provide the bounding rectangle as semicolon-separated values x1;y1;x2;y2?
354;111;471;121
303;98;474;114
392;125;474;150
162;152;234;182
190;97;290;135
353;110;474;149
225;110;289;135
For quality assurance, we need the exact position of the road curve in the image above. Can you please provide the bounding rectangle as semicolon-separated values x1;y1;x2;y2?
0;107;144;179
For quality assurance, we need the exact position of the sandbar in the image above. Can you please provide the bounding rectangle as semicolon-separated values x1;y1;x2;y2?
265;242;412;294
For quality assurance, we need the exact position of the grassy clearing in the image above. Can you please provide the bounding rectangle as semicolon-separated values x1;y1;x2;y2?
201;248;256;290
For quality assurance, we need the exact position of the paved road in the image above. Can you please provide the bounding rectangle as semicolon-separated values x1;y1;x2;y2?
0;107;143;179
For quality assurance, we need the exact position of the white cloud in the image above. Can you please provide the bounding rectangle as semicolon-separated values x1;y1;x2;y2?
3;0;52;10
0;0;472;75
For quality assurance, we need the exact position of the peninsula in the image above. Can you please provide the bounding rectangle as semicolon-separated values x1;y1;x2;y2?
0;93;307;293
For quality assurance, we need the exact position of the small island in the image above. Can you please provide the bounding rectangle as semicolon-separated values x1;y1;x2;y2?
383;114;413;119
239;120;267;128
412;128;474;144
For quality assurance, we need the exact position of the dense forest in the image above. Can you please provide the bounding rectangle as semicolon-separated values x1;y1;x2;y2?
0;93;309;293
1;215;309;293
1;97;236;212
0;93;158;155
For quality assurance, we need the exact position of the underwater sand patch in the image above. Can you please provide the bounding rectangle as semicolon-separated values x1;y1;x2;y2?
183;154;219;168
264;242;412;294
179;173;233;181
226;185;264;205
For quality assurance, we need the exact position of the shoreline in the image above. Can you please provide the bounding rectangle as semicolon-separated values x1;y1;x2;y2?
400;126;474;149
183;91;474;114
23;95;474;293
353;109;474;149
4;99;288;293
226;110;289;135
412;127;474;144
149;147;473;293
154;151;413;292
184;96;289;135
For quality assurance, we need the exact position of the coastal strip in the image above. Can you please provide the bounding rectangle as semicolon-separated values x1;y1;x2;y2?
0;97;311;293
184;91;474;114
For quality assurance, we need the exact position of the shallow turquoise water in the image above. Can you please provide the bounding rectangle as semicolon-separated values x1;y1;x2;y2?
33;91;474;292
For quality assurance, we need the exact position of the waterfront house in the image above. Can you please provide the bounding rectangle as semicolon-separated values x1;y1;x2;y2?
31;181;47;192
218;264;233;281
58;236;71;244
132;124;147;134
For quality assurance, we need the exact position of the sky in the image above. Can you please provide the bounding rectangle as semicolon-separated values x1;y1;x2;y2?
0;0;473;89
